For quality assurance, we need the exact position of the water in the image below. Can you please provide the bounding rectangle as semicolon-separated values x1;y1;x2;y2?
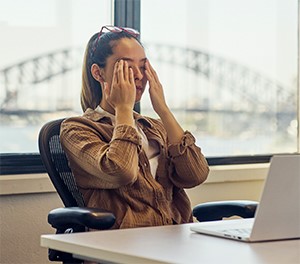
0;112;296;156
0;124;41;153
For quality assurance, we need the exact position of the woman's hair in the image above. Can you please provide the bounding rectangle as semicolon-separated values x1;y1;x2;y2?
80;31;142;112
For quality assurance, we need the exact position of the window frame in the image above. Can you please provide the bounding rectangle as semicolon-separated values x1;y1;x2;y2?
0;0;299;175
0;152;275;175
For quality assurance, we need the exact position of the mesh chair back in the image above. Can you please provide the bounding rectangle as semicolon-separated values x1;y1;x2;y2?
38;118;85;207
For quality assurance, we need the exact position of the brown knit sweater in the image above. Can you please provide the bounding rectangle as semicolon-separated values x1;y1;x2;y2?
60;108;209;229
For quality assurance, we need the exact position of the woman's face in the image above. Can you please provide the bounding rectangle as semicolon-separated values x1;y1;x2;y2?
102;37;147;103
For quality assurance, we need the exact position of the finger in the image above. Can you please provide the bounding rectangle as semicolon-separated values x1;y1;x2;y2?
112;61;119;84
145;61;155;81
146;60;159;82
117;60;124;83
145;61;154;80
129;67;134;84
123;61;129;81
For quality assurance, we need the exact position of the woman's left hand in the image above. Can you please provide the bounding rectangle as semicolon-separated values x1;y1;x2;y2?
145;60;169;116
145;60;185;144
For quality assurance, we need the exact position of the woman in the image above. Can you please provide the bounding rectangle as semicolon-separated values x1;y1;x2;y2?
60;25;209;229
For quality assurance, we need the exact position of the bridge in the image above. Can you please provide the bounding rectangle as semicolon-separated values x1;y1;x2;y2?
0;44;296;119
145;44;295;114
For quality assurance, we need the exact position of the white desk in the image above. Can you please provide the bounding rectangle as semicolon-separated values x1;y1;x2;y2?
41;223;300;264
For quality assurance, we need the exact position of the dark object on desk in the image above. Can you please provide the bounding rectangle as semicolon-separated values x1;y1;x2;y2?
39;118;258;263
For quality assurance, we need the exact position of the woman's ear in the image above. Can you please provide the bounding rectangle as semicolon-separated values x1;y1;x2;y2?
91;63;105;82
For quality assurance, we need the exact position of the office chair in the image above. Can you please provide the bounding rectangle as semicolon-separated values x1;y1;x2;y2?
192;200;257;222
39;118;258;263
38;118;116;263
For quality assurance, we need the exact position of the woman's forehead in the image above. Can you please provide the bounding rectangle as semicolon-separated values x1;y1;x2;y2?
111;38;146;61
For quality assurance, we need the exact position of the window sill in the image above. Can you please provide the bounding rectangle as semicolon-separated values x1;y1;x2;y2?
0;173;56;195
0;163;269;196
205;163;269;184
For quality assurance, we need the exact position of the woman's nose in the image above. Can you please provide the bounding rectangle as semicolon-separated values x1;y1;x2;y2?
132;67;143;81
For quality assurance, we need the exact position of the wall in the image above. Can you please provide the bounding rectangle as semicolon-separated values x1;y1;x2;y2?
0;192;63;264
0;164;267;264
186;180;264;208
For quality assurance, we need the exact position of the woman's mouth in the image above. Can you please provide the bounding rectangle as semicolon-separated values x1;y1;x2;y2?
136;86;143;92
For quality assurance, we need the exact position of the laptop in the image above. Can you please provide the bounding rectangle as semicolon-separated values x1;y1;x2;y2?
190;154;300;242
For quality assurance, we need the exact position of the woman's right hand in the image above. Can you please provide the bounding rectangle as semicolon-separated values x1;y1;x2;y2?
104;60;136;112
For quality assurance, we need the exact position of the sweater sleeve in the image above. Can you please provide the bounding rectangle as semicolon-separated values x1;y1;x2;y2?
60;118;142;189
167;131;210;188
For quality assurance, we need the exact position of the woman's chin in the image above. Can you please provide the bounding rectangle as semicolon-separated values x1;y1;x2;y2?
135;90;144;102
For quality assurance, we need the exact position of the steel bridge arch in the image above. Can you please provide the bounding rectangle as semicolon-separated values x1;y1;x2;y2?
0;44;294;113
0;47;83;110
144;43;294;113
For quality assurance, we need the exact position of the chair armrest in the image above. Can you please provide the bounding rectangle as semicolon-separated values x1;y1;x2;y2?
192;200;258;222
48;207;116;230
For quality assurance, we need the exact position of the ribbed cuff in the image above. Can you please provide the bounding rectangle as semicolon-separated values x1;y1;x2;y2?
168;131;196;157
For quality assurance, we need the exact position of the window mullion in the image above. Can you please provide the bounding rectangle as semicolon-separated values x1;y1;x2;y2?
114;0;141;113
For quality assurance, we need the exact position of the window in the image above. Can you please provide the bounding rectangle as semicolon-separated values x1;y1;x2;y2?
141;0;299;157
0;0;112;153
0;0;299;174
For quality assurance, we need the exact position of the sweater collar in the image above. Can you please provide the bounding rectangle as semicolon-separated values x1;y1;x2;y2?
83;107;153;128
